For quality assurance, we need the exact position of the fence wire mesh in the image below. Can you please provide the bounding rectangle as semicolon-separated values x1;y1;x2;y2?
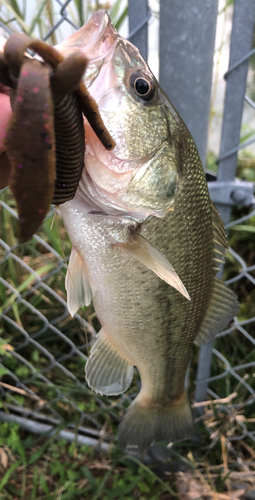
0;0;255;451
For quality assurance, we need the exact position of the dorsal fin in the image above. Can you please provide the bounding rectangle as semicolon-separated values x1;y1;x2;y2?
195;203;239;345
211;201;228;273
195;277;239;346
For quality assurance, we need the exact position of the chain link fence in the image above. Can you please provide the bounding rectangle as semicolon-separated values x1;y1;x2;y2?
0;0;255;452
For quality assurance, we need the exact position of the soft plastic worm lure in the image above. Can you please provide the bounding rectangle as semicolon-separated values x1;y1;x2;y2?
0;34;115;242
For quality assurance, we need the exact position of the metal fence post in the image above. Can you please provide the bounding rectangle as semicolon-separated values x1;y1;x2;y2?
128;0;149;61
159;0;218;167
195;0;255;406
217;0;255;227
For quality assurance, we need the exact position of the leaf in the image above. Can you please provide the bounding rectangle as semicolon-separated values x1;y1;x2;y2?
110;0;123;24
28;435;56;465
115;7;128;31
8;0;22;19
31;467;38;500
43;215;65;256
0;343;13;354
92;470;112;500
240;129;255;144
109;0;128;30
0;368;8;377
39;474;50;495
107;476;141;498
73;0;84;27
0;0;29;33
231;225;255;233
81;466;97;492
28;0;48;36
0;458;22;490
0;263;55;313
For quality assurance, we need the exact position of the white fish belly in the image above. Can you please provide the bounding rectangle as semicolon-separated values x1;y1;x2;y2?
61;199;189;400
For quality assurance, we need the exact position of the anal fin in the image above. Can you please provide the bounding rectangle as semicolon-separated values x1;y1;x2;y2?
65;247;92;316
85;329;134;396
195;277;239;346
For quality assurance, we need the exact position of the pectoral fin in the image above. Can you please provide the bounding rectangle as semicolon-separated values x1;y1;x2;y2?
116;231;190;301
85;329;134;396
65;247;92;316
195;277;239;346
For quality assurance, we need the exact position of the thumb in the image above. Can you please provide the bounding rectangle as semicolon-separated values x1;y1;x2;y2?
0;89;12;189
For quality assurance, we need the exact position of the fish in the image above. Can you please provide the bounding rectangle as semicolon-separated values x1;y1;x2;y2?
58;10;239;453
1;11;239;454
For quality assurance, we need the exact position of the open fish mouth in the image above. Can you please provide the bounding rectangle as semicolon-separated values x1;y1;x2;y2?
57;10;118;88
58;11;174;220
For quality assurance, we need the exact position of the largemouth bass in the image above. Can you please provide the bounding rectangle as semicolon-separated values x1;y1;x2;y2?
58;10;238;453
0;11;238;453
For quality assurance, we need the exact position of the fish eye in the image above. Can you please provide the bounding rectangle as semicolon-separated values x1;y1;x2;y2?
130;71;155;101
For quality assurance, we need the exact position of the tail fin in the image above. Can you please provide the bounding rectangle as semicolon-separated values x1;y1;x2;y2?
118;391;194;454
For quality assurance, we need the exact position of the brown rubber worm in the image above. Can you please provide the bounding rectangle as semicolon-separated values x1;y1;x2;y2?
0;34;115;242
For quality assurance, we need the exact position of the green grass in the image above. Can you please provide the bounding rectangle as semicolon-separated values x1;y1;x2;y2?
0;422;177;499
0;0;128;41
0;416;254;499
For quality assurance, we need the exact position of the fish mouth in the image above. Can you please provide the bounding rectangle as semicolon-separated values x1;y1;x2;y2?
58;12;170;220
57;10;118;86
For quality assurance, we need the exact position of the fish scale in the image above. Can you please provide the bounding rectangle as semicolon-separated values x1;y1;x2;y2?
62;138;211;401
59;10;238;453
